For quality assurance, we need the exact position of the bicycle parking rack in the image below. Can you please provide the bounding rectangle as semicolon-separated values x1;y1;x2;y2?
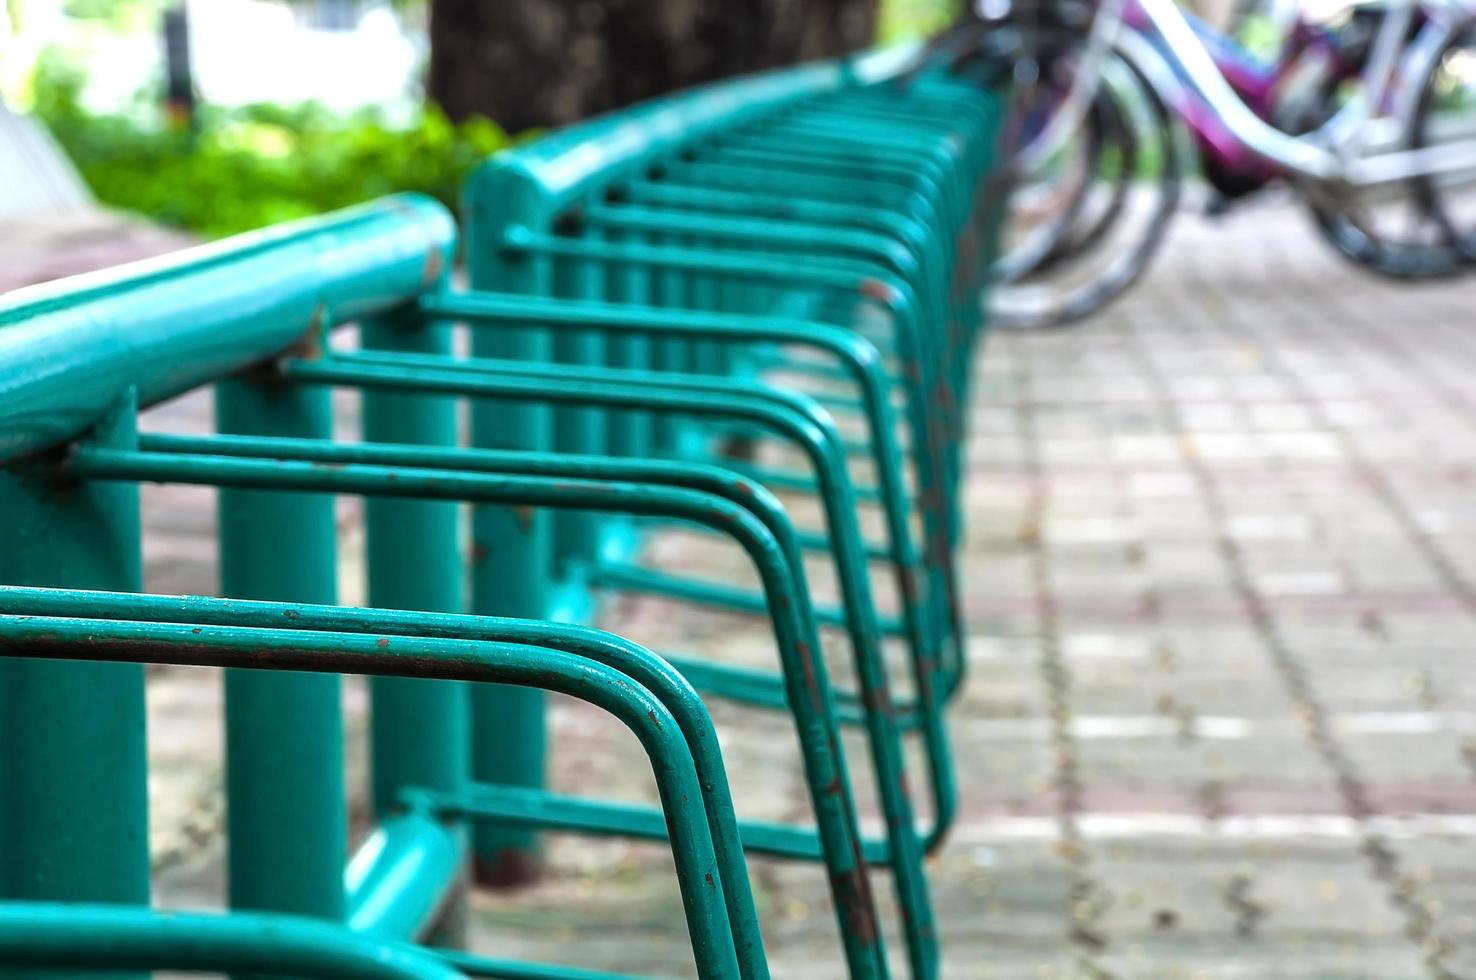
0;43;1002;980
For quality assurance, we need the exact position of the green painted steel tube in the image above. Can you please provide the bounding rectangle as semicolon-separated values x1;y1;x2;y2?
0;613;741;980
408;296;959;857
464;164;556;887
615;186;968;708
549;244;608;578
0;191;456;952
0;194;454;465
605;227;654;460
0;903;464;980
0;396;148;980
437;948;639;980
141;429;902;725
423;782;887;865
268;355;937;975
358;304;469;943
346;811;464;940
462;45;918;218
0;582;769;980
547;213;964;703
65;448;885;979
216;369;347;931
465;110;979;792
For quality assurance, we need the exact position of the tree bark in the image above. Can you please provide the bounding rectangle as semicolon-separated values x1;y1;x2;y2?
427;0;880;131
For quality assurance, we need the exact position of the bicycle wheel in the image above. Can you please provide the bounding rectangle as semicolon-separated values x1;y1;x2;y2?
991;67;1112;285
1307;17;1473;278
1418;18;1476;263
992;48;1184;328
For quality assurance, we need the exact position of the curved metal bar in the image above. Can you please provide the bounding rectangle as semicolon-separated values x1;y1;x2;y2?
0;194;454;465
58;448;888;980
549;219;966;697
465;45;920;216
490;232;964;706
417;290;961;707
179;346;937;972
276;351;940;971
0;576;769;979
0;902;466;980
0;613;739;980
437;947;641;980
451;246;961;852
413;291;962;867
138;431;943;863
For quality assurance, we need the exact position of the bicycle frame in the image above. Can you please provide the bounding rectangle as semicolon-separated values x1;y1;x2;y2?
1010;0;1476;186
1015;0;1128;171
1129;0;1476;185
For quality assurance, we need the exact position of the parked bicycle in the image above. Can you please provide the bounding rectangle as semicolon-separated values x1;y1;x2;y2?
918;0;1476;327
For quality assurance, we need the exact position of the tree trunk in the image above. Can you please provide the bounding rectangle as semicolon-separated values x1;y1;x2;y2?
427;0;880;131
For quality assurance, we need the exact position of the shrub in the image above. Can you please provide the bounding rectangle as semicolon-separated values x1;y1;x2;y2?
32;54;513;238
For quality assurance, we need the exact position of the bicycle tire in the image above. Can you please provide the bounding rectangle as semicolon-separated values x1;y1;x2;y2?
992;46;1185;328
1306;16;1471;278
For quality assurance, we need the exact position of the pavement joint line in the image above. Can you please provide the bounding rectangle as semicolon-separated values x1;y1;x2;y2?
1250;267;1476;793
1142;270;1461;980
1016;344;1120;980
1266;263;1476;629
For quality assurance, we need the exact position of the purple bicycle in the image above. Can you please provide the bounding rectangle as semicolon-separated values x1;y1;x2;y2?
923;0;1476;327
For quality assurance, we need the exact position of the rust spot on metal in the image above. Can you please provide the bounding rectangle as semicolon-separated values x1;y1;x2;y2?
647;709;663;730
283;609;300;620
858;278;896;305
795;638;824;712
377;637;390;649
471;540;490;563
514;506;536;533
899;568;920;605
473;850;542;890
704;872;715;887
864;685;892;716
290;304;330;363
829;866;881;947
422;246;445;286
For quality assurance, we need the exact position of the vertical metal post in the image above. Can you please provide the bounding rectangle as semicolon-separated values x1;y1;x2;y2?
689;232;721;375
550;246;605;575
464;173;553;885
217;367;346;924
359;305;468;945
0;393;148;980
605;228;653;460
652;232;692;453
360;307;469;818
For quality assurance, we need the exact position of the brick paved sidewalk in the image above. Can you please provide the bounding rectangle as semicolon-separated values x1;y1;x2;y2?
141;200;1476;978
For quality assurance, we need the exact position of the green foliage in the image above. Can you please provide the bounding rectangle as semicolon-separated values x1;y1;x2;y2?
880;0;961;42
60;0;171;31
32;53;512;239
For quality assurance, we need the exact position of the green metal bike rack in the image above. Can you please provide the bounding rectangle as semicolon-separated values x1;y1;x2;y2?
0;194;894;980
0;197;783;979
452;46;1004;979
0;41;1005;980
0;592;743;978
